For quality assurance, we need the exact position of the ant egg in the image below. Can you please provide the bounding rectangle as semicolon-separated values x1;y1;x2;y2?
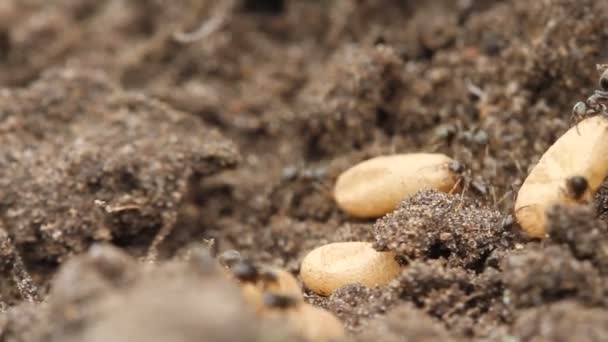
286;304;345;341
515;115;608;237
300;242;401;296
334;153;459;218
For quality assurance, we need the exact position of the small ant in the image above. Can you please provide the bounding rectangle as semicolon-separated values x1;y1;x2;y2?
448;160;488;196
262;292;298;309
231;259;259;283
218;249;242;268
563;175;589;200
447;160;493;210
571;65;608;123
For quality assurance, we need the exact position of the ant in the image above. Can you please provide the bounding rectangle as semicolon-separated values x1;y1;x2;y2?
262;292;298;309
447;160;494;210
563;175;589;201
230;259;259;283
571;64;608;123
448;160;489;197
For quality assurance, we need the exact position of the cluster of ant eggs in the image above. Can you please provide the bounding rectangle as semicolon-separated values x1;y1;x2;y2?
299;153;459;297
293;70;608;326
330;100;608;240
302;111;608;298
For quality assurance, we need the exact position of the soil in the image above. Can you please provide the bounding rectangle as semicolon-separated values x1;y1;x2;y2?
1;0;608;341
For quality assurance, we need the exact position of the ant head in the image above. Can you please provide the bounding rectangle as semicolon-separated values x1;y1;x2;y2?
448;160;465;174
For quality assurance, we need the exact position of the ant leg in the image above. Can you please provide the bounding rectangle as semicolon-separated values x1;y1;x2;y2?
448;177;463;195
457;177;470;210
495;189;513;209
173;0;237;43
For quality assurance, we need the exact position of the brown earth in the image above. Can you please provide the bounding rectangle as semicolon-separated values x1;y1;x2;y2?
1;0;608;341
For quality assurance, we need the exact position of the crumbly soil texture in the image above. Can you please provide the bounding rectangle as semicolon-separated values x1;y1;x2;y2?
1;0;608;341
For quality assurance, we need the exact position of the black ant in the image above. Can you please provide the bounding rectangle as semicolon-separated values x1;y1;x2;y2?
447;160;493;211
448;160;489;196
571;65;608;123
563;175;589;200
231;259;259;283
218;249;242;268
262;292;298;309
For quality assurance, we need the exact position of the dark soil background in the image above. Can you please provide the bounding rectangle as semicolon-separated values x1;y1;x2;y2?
1;0;608;341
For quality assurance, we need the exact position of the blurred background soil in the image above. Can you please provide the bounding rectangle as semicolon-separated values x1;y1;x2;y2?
1;0;608;341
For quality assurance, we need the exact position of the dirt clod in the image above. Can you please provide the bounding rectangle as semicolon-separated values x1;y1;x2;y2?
512;301;608;341
327;283;398;331
373;190;512;269
547;204;608;275
502;245;606;308
0;67;238;271
357;304;456;342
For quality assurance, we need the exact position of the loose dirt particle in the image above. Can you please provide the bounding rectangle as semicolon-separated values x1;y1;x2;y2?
515;115;608;237
300;242;401;296
334;153;458;218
